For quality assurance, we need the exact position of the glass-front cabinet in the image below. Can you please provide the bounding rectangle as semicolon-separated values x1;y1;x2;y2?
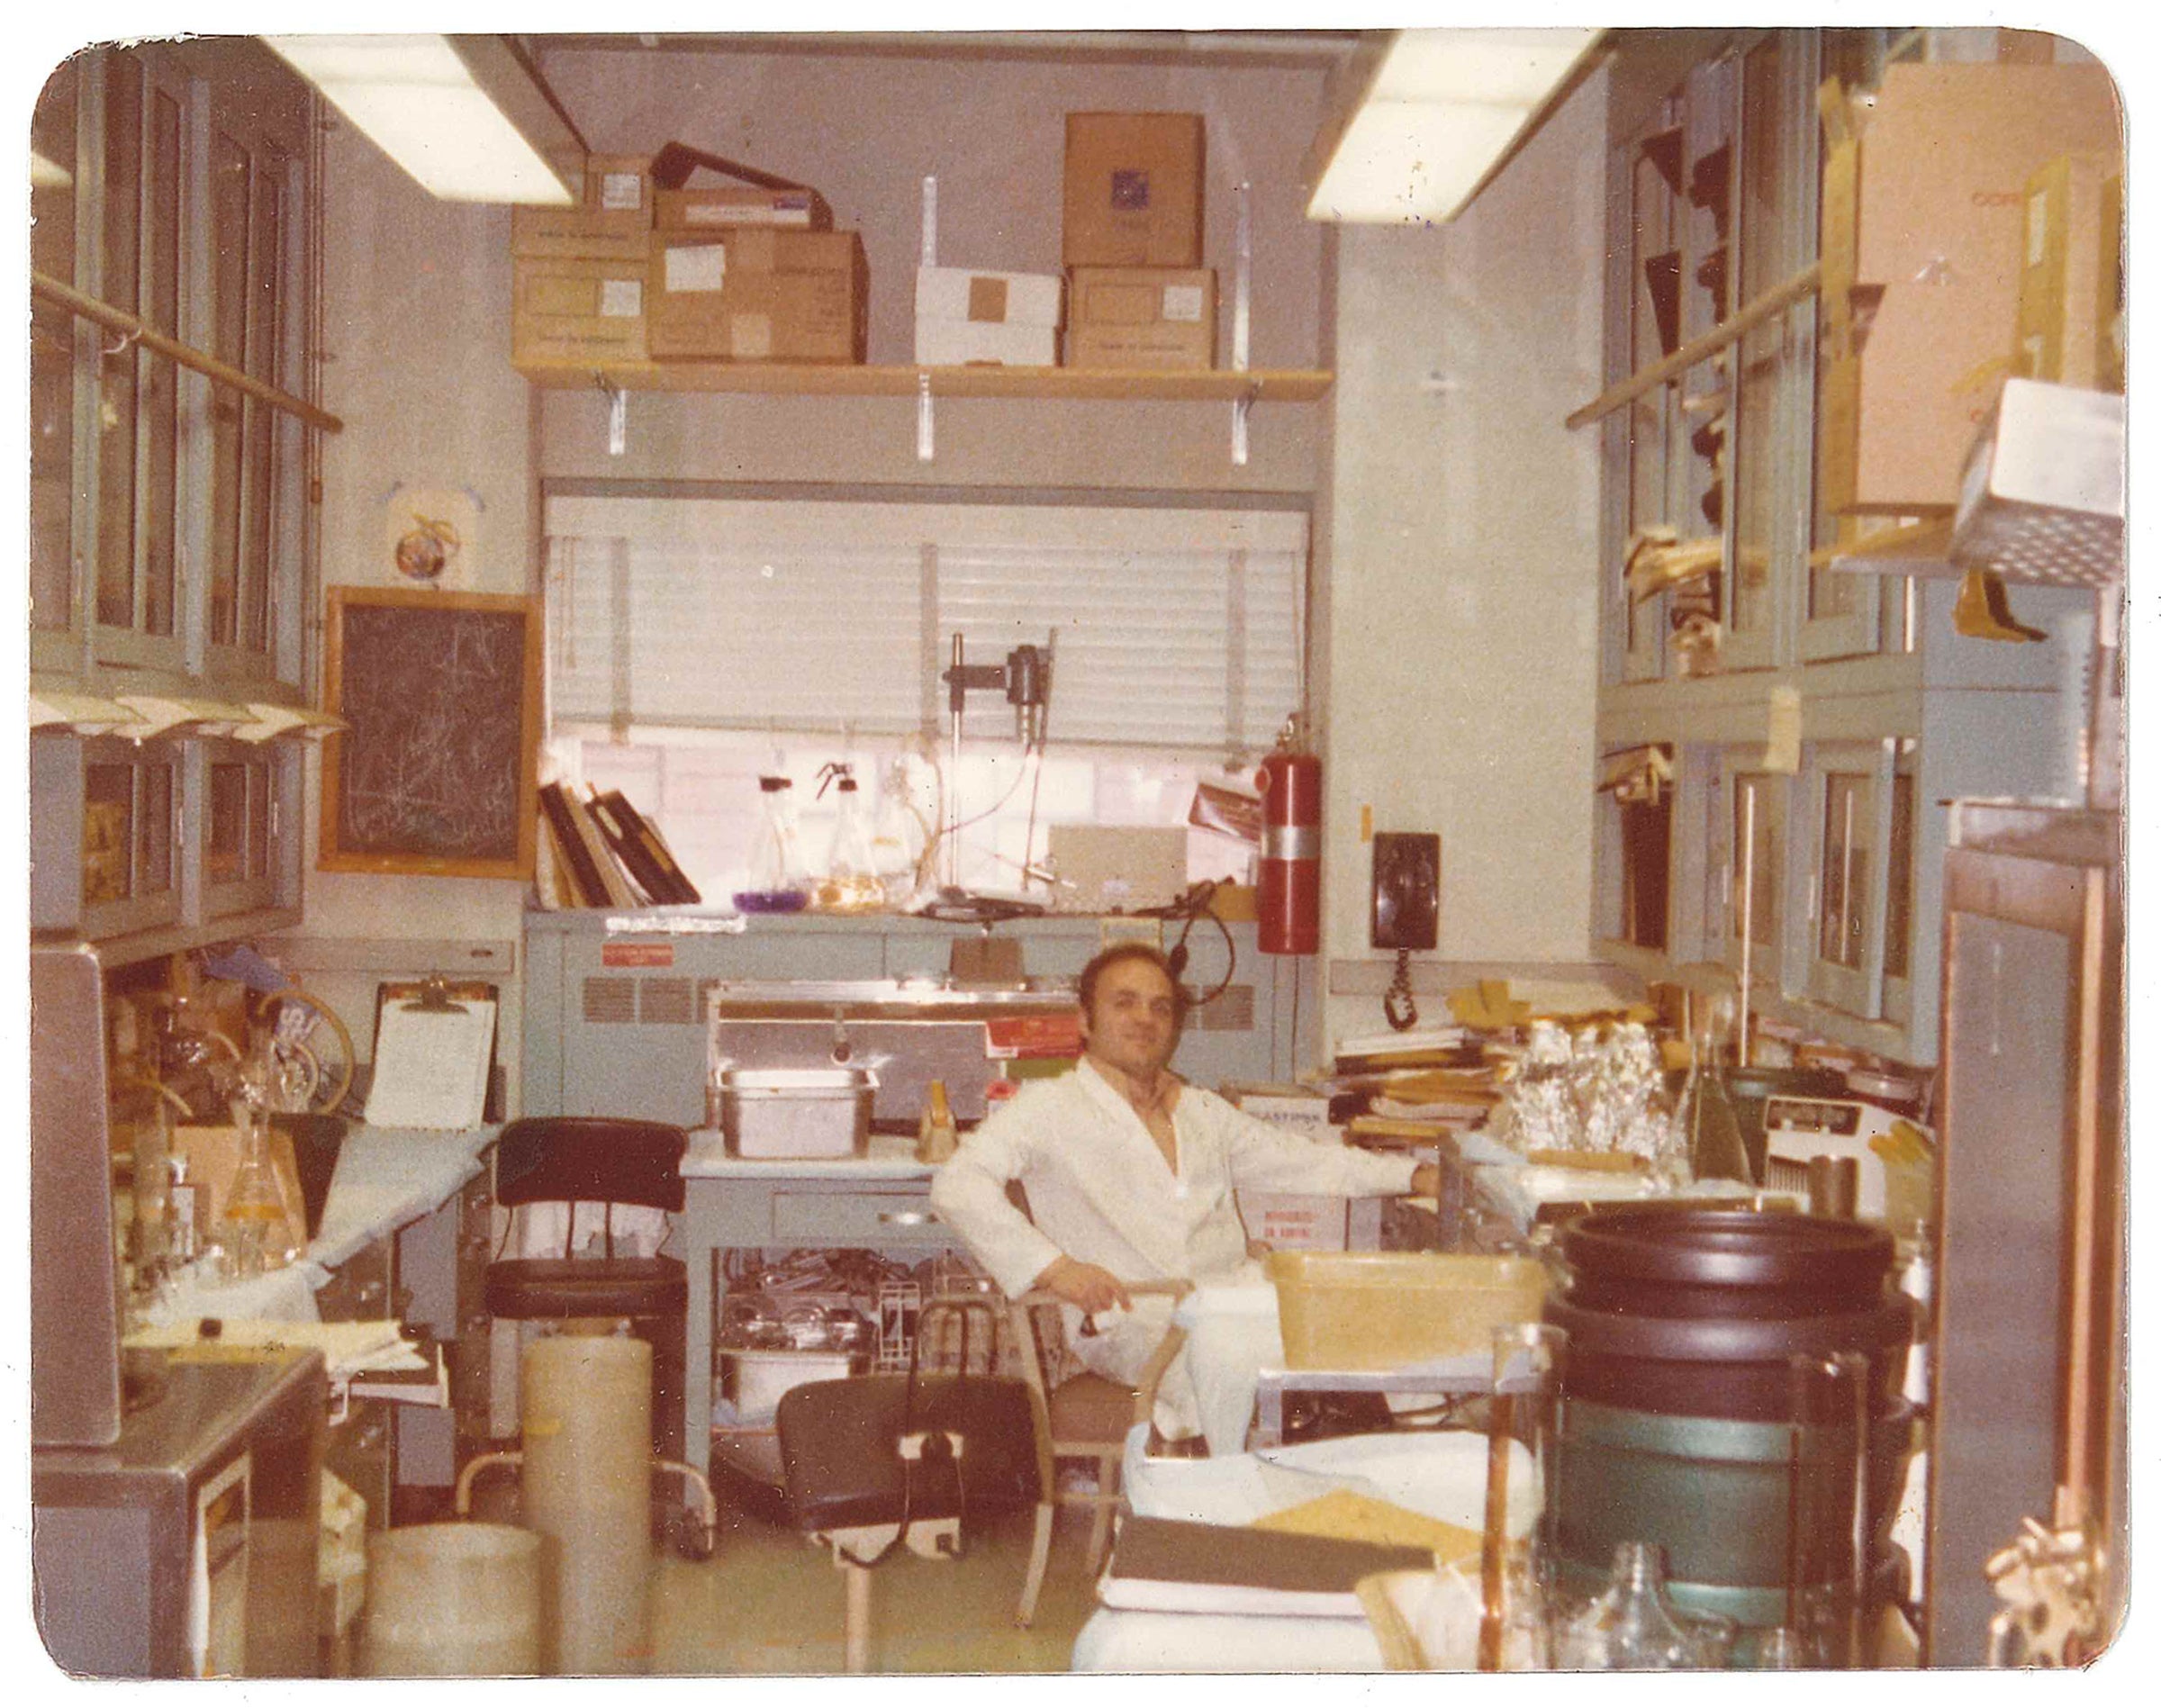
1590;28;2105;1066
28;39;321;960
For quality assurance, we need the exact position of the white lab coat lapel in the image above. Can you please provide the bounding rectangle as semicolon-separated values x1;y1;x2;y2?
1071;1060;1193;1278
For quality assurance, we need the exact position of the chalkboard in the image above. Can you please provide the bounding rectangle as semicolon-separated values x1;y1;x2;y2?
320;588;541;878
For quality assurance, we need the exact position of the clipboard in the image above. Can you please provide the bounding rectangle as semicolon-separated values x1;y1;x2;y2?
363;977;501;1130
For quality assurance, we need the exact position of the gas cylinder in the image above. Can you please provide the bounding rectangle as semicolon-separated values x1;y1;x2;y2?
1255;727;1321;955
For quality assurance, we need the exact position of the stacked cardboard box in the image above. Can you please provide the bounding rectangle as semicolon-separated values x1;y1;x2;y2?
511;155;655;367
1815;63;2119;512
1062;113;1215;371
646;149;864;364
914;266;1063;366
646;226;868;363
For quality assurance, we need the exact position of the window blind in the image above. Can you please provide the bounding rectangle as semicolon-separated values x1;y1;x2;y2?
543;497;1307;759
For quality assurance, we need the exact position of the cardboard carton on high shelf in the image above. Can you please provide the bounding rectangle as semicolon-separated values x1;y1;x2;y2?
2015;152;2123;392
914;266;1064;366
511;255;649;366
656;183;834;233
1066;267;1216;370
646;229;868;363
1063;112;1205;269
1815;62;2120;513
511;154;653;260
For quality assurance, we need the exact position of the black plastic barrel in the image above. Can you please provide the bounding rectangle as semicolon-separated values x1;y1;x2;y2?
1544;1205;1915;1658
1550;1206;1909;1423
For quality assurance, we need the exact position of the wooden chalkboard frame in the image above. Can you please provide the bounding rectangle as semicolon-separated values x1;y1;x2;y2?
319;587;542;879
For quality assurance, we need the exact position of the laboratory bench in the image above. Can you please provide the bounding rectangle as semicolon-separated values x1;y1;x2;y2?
132;1121;502;1527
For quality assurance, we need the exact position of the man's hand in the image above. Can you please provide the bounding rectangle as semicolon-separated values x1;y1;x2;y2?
1035;1255;1134;1315
1409;1162;1442;1198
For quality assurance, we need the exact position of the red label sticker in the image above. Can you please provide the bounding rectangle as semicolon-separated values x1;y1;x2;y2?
984;1014;1083;1059
601;941;675;969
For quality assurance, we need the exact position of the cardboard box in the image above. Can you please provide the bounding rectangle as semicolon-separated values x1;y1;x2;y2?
915;319;1060;367
1044;824;1189;911
2016;152;2120;391
511;255;649;366
1066;267;1216;370
1063;112;1205;268
511;154;653;261
914;265;1064;366
915;266;1064;328
656;184;833;232
646;229;868;363
1816;63;2120;512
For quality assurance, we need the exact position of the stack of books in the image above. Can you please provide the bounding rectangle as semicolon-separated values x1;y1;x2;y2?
536;782;701;909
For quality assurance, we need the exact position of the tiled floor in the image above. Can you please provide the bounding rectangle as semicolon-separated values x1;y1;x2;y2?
645;1503;1100;1676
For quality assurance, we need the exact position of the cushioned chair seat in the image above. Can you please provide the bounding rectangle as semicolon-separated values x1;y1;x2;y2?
485;1254;687;1321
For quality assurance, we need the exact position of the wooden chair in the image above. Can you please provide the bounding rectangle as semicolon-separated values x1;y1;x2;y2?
1006;1279;1190;1625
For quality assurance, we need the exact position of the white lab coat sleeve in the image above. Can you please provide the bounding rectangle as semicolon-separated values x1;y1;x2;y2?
1213;1096;1421;1198
927;1104;1066;1299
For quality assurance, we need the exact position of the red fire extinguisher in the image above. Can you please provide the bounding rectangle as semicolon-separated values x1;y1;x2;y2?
1256;727;1321;955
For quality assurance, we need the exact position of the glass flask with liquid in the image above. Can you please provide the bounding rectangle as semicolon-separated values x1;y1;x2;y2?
813;764;885;913
216;1114;302;1278
733;774;811;914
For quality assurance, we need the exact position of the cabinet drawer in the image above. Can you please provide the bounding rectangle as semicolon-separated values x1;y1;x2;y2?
771;1188;952;1247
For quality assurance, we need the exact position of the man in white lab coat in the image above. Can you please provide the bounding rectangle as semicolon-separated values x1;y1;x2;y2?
931;943;1441;1444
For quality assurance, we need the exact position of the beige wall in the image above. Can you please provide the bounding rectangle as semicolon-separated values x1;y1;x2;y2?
278;121;537;1093
1319;68;1610;1046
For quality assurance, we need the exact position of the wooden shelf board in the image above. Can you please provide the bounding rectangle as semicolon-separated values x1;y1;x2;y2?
517;360;1334;403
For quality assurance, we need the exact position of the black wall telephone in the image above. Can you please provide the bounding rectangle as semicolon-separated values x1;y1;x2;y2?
1370;832;1441;952
1371;832;1440;1032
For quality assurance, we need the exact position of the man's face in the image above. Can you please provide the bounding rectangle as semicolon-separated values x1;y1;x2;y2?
1080;955;1182;1080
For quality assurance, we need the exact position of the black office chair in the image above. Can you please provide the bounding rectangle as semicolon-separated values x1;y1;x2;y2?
484;1116;690;1463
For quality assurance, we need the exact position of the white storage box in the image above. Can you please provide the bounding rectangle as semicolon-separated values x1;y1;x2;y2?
914;318;1060;366
916;265;1063;327
915;265;1064;366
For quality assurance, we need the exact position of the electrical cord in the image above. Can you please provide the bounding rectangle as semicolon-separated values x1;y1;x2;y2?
1148;881;1236;1009
1383;947;1419;1033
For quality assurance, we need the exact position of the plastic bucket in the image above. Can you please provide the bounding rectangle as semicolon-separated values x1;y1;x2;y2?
361;1523;542;1676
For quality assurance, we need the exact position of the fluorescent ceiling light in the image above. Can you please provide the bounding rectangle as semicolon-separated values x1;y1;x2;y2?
1307;28;1605;224
263;34;583;204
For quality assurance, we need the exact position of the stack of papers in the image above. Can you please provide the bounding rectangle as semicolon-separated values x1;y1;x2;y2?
364;998;497;1129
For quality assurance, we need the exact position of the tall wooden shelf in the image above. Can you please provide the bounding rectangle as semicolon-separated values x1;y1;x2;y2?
517;360;1334;403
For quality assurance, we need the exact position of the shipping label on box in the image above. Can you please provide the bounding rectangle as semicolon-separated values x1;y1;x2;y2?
1063;112;1205;268
511;154;653;260
1066;267;1216;370
915;317;1060;367
647;230;867;362
656;184;834;232
916;266;1064;328
512;255;649;366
